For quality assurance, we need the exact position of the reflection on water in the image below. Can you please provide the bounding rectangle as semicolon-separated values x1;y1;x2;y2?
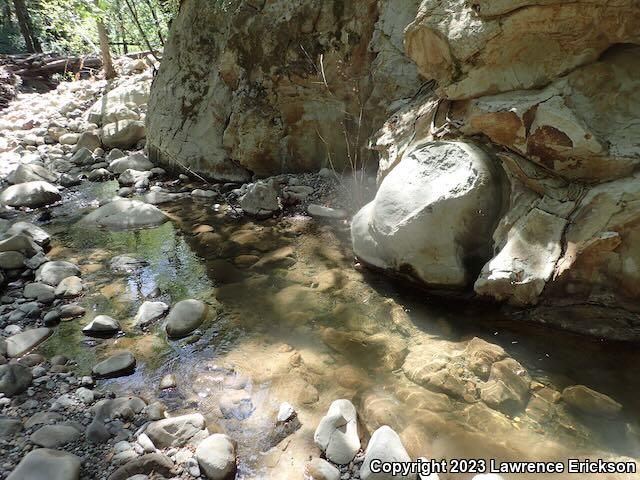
37;187;640;479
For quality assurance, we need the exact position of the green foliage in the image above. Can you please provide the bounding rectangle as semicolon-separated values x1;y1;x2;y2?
1;0;176;55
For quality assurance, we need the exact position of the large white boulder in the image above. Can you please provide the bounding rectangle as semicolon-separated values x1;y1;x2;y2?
7;164;57;184
352;141;502;288
101;120;146;149
87;76;151;126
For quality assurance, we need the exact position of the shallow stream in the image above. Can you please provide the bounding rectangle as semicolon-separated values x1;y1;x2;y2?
33;179;640;479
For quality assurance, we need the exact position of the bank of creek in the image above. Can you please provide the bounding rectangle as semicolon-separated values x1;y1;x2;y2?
0;60;638;480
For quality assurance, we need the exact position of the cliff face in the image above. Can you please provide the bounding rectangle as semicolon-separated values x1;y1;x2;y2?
146;0;422;181
148;0;640;339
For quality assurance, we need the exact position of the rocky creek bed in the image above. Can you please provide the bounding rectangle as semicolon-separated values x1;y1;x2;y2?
0;60;639;480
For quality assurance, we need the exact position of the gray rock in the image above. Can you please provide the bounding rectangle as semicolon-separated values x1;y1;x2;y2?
70;147;93;165
109;254;148;273
6;448;81;480
7;164;57;185
361;426;414;480
0;234;41;256
25;412;63;428
24;284;55;304
101;120;146;150
79;199;169;230
314;399;360;464
307;204;348;220
6;328;52;357
83;315;120;336
136;433;156;453
30;423;81;448
92;351;136;378
59;174;82;187
6;222;50;246
195;434;237;480
92;396;146;422
562;385;623;417
0;251;25;269
145;413;207;448
0;363;32;396
240;181;280;218
0;417;23;438
106;148;125;162
118;169;152;187
76;131;102;151
108;153;153;174
0;181;61;208
133;301;168;328
54;276;83;297
159;374;176;390
58;304;85;320
87;168;112;182
165;299;207;339
108;453;173;480
36;261;81;286
86;419;111;444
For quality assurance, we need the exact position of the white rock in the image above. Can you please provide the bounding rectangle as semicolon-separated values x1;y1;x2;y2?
361;426;414;480
314;399;360;464
195;434;237;480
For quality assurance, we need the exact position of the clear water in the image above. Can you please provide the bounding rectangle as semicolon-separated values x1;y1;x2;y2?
34;180;640;479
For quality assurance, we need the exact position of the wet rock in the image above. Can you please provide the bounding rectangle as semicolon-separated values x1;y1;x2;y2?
92;351;136;378
480;358;531;414
361;426;414;480
101;120;146;149
83;315;120;336
240;181;280;218
307;204;348;220
305;458;341;480
54;276;83;297
0;250;25;269
133;301;168;328
87;168;113;182
7;448;80;480
0;363;32;396
165;299;207;339
5;328;52;357
30;423;82;448
145;413;207;448
6;221;50;246
109;254;148;273
0;181;61;208
79;199;169;229
108;153;154;174
195;434;237;480
36;261;81;286
314;399;360;464
108;453;173;480
219;389;254;420
0;417;23;438
7;164;57;184
59;174;82;187
562;385;622;417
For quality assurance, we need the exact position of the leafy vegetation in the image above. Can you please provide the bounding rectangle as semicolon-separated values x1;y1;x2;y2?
0;0;178;55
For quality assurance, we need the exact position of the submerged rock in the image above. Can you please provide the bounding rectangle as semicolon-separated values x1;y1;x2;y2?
92;351;136;378
165;299;207;339
562;385;622;417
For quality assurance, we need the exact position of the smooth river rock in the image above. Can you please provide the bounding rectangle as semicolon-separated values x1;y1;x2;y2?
133;301;169;328
5;328;52;357
7;448;80;480
195;434;237;480
36;261;81;286
30;424;82;448
82;315;120;336
0;181;62;208
314;399;360;464
562;385;623;417
79;199;169;230
0;363;32;396
360;426;414;480
145;413;207;448
92;351;136;378
165;299;207;339
108;153;154;174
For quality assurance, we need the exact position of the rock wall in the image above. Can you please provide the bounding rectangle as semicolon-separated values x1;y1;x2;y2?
146;0;423;181
148;0;640;338
353;1;640;340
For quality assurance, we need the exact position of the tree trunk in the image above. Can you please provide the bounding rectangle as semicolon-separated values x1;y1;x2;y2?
12;0;41;53
94;2;116;79
2;0;13;28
